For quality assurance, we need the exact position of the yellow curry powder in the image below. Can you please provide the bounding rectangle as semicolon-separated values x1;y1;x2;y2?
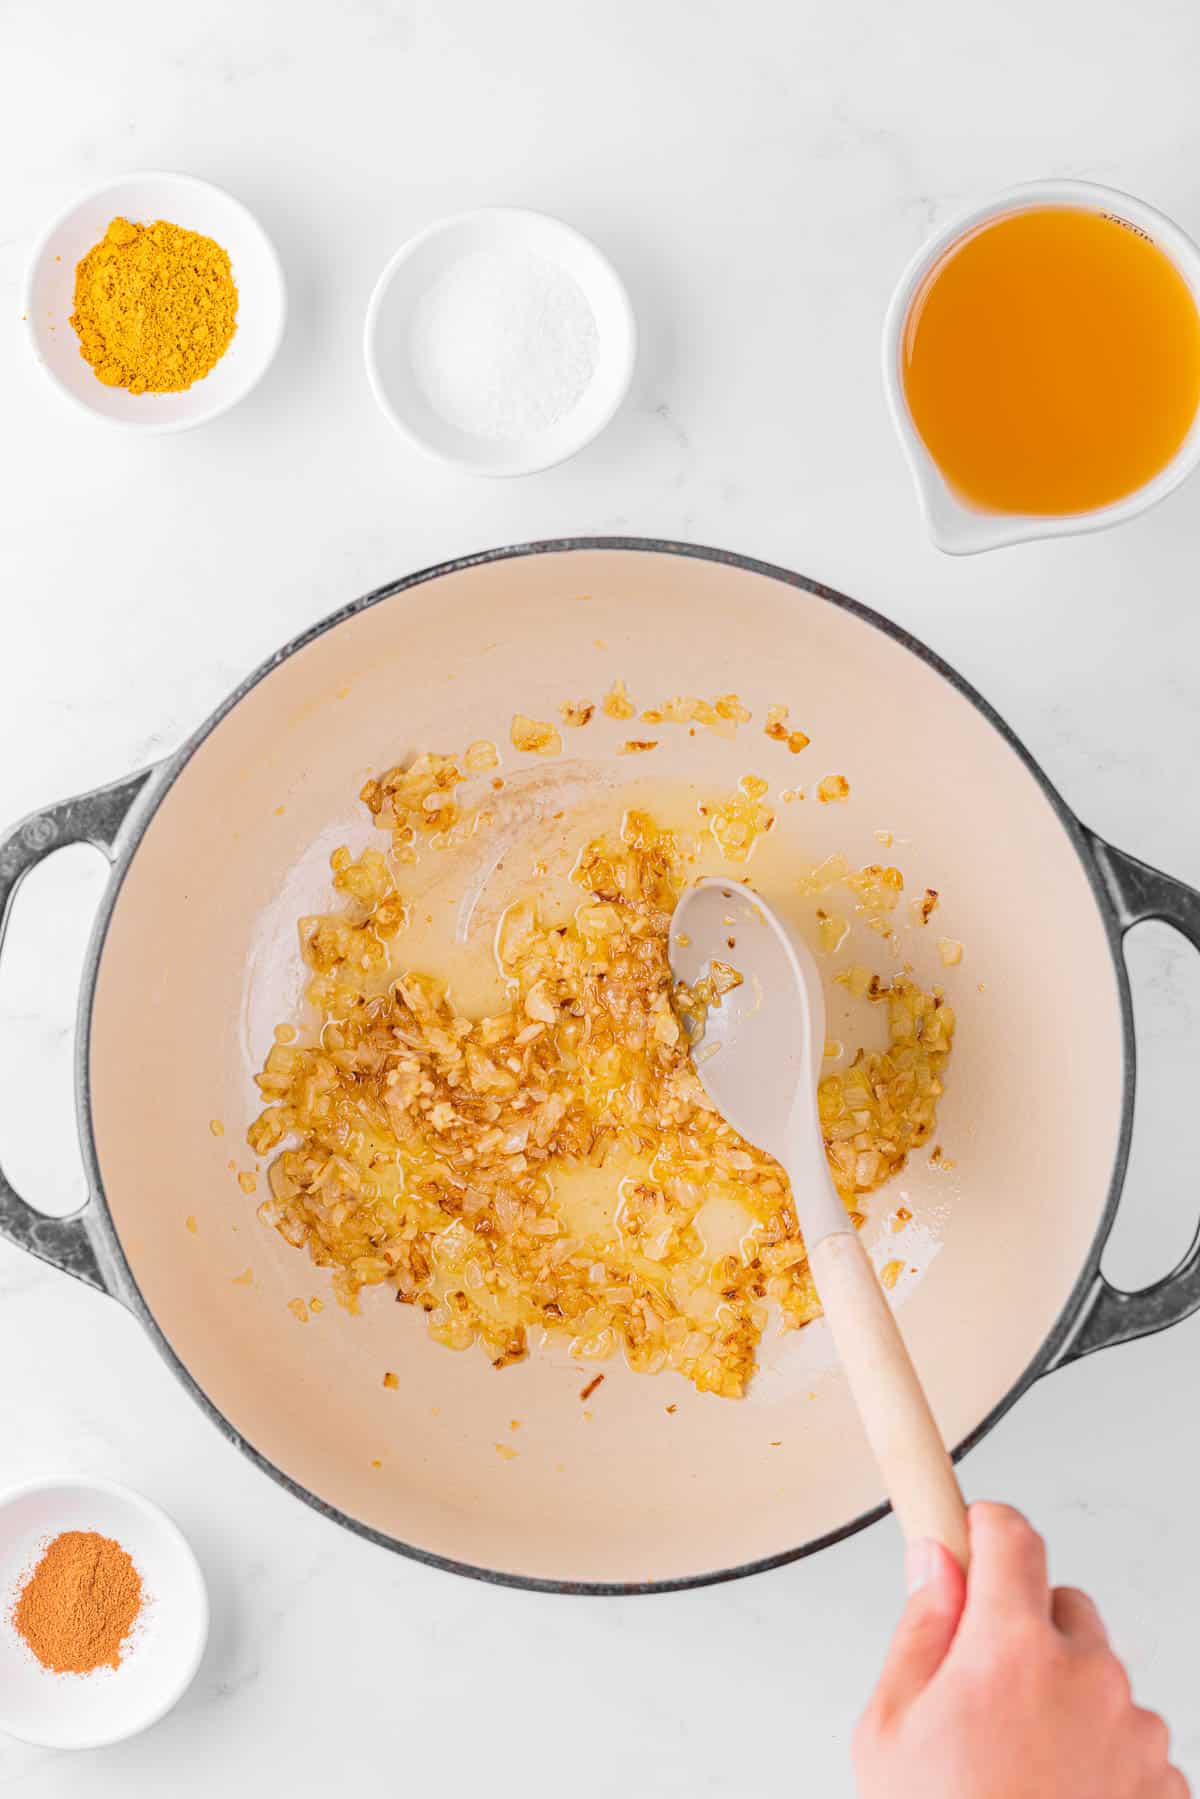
71;217;238;394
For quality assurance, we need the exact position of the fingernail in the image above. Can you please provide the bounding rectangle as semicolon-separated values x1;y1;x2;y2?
906;1539;937;1594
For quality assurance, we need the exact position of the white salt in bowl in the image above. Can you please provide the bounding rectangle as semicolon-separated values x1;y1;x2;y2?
364;208;636;475
26;170;286;434
0;1477;209;1748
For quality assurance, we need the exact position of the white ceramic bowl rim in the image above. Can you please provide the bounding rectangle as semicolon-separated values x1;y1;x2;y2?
362;206;637;476
882;178;1200;553
24;169;287;436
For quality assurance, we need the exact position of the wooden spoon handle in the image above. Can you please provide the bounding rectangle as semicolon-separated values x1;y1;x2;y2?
809;1229;969;1570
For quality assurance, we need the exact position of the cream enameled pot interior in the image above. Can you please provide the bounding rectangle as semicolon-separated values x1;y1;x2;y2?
86;548;1124;1586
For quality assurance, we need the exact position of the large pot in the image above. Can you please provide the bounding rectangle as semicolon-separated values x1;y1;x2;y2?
3;540;1198;1594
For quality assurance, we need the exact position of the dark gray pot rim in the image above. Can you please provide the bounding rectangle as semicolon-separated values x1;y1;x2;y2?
7;536;1194;1596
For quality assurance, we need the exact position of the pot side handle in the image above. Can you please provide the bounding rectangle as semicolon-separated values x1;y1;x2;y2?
0;767;158;1298
1050;832;1200;1370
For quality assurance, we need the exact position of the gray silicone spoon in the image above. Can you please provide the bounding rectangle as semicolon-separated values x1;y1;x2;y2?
670;876;969;1567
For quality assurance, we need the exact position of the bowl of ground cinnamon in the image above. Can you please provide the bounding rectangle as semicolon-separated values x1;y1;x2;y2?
24;170;286;433
0;1477;208;1748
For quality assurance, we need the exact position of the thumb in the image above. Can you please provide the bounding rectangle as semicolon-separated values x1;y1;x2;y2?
871;1540;968;1721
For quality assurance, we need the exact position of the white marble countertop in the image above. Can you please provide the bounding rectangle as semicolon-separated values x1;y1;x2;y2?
4;1;1200;1792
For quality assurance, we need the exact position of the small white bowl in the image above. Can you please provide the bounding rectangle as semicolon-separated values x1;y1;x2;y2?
364;207;636;476
0;1477;209;1749
882;179;1200;553
26;171;286;434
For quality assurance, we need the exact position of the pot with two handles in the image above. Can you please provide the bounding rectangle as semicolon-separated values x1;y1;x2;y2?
2;540;1197;1593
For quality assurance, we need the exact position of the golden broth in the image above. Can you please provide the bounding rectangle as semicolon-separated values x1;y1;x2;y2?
902;206;1200;515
